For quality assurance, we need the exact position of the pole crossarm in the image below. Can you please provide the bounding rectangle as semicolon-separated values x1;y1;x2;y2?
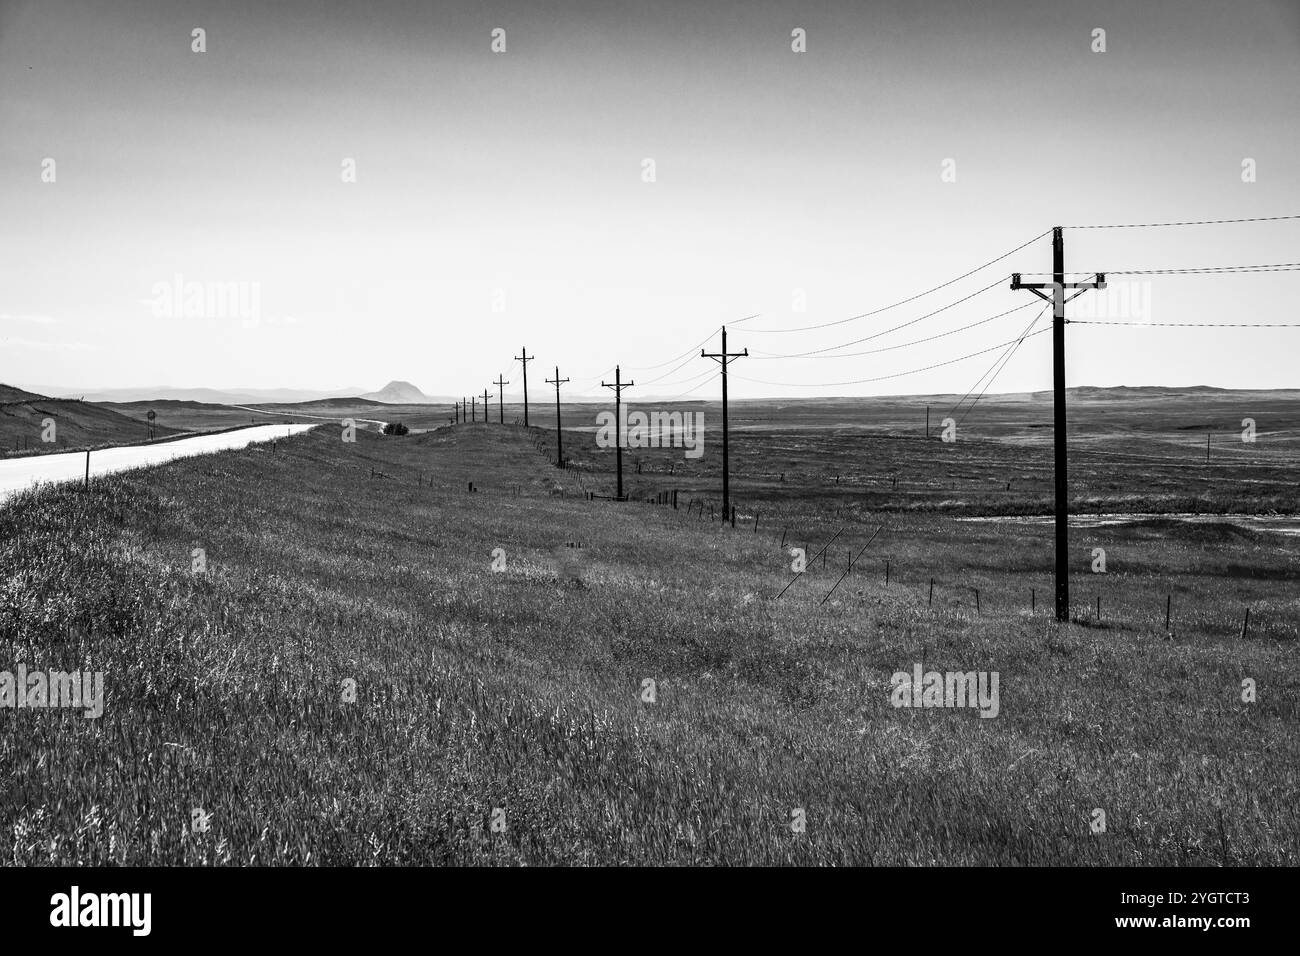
1011;272;1107;313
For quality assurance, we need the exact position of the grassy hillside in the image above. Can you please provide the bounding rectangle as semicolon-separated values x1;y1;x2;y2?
2;421;1295;865
1;385;183;457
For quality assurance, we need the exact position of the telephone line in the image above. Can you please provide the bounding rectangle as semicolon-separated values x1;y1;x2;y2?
732;328;1051;388
1072;320;1300;328
743;231;1050;334
1064;214;1300;229
952;306;1051;429
750;300;1038;361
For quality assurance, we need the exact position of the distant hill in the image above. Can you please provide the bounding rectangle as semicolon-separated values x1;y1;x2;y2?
22;385;371;405
1;384;184;455
359;381;433;404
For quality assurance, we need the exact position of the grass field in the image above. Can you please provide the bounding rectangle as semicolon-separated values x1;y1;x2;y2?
3;398;1297;865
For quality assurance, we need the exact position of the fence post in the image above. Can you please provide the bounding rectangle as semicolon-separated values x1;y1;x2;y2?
885;559;890;585
1165;594;1172;630
84;450;90;490
1031;588;1035;613
929;578;934;607
1240;606;1251;640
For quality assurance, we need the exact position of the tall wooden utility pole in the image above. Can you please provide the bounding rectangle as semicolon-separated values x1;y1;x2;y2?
454;402;459;424
471;396;476;422
515;347;534;426
494;374;509;424
702;326;747;521
601;365;635;500
1011;227;1105;622
482;388;490;419
545;366;569;468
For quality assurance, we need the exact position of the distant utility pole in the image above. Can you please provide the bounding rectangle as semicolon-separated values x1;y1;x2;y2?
926;405;930;439
471;396;476;422
545;366;570;468
482;388;490;420
702;325;747;520
601;365;635;500
1011;226;1105;622
494;374;510;424
515;347;534;426
454;402;459;424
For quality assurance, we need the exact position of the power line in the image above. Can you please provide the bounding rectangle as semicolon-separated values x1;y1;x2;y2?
655;374;715;402
1071;320;1300;328
955;315;1046;429
638;365;716;391
635;351;705;386
749;300;1038;360
1109;263;1300;275
1020;262;1300;276
1064;214;1300;229
947;305;1051;426
743;230;1051;334
731;328;1051;388
623;318;758;372
751;275;1011;358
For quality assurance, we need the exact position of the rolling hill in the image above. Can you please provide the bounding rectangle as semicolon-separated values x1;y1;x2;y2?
0;384;183;456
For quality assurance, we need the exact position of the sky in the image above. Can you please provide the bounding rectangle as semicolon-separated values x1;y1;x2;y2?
1;0;1298;399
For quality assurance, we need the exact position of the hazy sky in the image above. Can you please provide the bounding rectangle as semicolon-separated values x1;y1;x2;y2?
2;0;1297;398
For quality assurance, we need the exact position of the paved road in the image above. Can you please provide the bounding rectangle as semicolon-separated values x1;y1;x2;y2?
231;405;387;428
0;424;317;502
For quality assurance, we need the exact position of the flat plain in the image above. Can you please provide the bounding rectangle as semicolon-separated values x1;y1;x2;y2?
2;387;1296;864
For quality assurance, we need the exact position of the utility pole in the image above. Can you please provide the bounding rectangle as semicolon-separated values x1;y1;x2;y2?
545;366;569;468
482;388;490;421
702;325;747;520
926;405;930;439
515;347;534;426
454;402;459;424
601;365;635;500
1011;227;1105;622
494;374;509;424
471;396;476;422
